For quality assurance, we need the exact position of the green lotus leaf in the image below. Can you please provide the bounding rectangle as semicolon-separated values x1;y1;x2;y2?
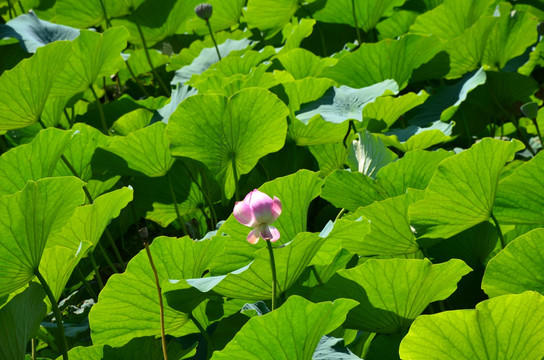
321;170;389;212
167;88;289;199
211;296;358;360
64;336;195;360
309;142;348;177
361;90;429;132
482;228;544;298
378;120;454;152
0;40;72;130
0;177;85;297
277;48;336;80
102;122;174;177
311;0;407;33
110;0;200;47
322;35;442;90
409;0;497;41
312;258;471;332
409;138;524;239
322;217;371;256
0;128;72;196
88;236;225;347
296;80;399;125
280;18;316;53
184;0;245;35
0;11;79;52
112;108;153;135
51;27;129;97
54;0;147;28
119;48;169;80
347;130;397;179
245;0;299;38
399;291;544;360
376;149;453;197
376;10;418;40
493;151;544;224
313;336;361;360
0;283;46;360
219;170;324;245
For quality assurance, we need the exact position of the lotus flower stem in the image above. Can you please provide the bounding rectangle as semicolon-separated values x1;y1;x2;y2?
490;212;506;249
532;118;543;148
75;266;98;302
351;0;362;45
17;1;24;13
34;269;70;360
7;0;13;18
97;242;119;274
189;313;215;359
231;157;240;201
125;61;151;96
90;86;109;135
133;18;171;96
139;228;169;360
98;0;111;28
31;338;37;360
267;240;278;310
310;265;324;286
89;253;104;289
179;160;218;229
205;20;222;61
167;171;188;236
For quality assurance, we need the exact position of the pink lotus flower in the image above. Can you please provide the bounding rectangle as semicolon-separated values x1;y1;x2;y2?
233;189;282;244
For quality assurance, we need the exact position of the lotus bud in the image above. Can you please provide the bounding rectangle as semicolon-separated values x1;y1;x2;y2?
195;3;213;21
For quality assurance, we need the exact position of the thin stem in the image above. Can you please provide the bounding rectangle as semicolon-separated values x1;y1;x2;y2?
189;313;214;359
97;242;119;274
7;0;13;18
31;338;36;360
198;204;213;232
490;212;506;249
105;230;124;267
231;157;240;202
334;208;346;222
140;229;168;360
178;161;218;228
90;86;109;135
75;266;98;302
351;0;362;44
167;171;188;236
460;110;472;148
343;120;356;148
125;61;151;96
63;108;74;128
266;240;278;311
102;77;109;103
532;118;543;149
18;1;24;13
0;135;8;153
134;19;170;96
98;0;111;28
89;253;104;290
310;265;324;286
34;270;69;360
205;19;221;61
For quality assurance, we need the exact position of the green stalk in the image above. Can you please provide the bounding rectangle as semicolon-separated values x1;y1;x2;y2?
167;171;188;236
98;0;111;28
134;18;170;96
350;0;362;44
125;61;151;96
140;228;169;360
7;0;13;18
178;161;218;229
97;242;119;274
310;265;324;286
531;118;544;149
75;266;98;302
89;253;104;289
231;157;240;202
18;1;24;13
190;313;214;359
90;86;109;135
102;77;109;103
205;19;221;61
34;270;69;360
63;109;74;127
490;212;506;249
105;230;124;266
266;240;278;310
334;208;346;222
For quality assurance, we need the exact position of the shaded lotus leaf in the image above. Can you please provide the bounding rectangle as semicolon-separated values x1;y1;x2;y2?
347;130;397;179
493;151;544;224
482;228;544;298
0;41;72;130
312;258;471;332
0;11;79;53
376;149;453;197
309;142;348;177
399;291;544;360
0;283;46;360
321;170;389;212
378;120;454;152
88;236;225;347
167;88;289;199
311;0;407;33
0;177;85;297
0;128;72;196
409;138;524;239
170;38;252;85
322;35;442;90
51;27;129;97
54;0;147;28
219;170;324;245
296;80;399;125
